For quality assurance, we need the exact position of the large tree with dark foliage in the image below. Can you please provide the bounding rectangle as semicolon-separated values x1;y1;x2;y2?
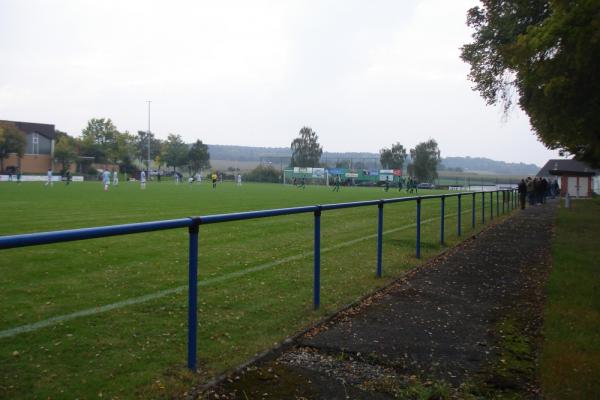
409;139;441;182
53;133;78;173
80;118;119;163
461;0;600;167
188;139;211;174
163;134;189;172
380;142;407;170
290;126;323;167
0;122;26;172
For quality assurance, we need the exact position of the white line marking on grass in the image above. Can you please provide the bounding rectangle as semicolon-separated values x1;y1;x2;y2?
0;210;470;339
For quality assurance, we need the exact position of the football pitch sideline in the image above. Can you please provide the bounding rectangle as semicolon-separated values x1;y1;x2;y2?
0;181;494;399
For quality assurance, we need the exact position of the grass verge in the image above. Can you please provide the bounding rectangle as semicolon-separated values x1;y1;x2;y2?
539;198;600;399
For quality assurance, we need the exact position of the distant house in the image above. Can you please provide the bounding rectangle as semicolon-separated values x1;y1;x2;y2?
537;159;598;197
0;120;56;174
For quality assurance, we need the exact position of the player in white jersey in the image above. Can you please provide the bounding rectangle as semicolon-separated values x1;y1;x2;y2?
140;170;146;189
112;170;119;186
45;169;53;186
102;170;110;191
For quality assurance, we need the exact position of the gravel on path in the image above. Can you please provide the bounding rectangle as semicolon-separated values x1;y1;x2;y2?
201;202;557;399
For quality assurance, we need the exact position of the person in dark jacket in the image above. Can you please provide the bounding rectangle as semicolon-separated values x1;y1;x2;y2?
526;177;535;205
518;179;527;209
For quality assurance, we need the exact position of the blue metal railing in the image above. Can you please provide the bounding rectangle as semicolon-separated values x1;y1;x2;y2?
0;189;516;372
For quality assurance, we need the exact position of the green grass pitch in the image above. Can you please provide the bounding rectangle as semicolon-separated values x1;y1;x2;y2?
0;180;506;399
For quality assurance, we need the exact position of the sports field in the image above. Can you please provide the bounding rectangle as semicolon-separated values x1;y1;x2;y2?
0;181;507;399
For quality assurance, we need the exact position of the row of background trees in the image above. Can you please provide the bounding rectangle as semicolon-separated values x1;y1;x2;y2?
3;119;440;183
290;126;441;183
53;118;211;176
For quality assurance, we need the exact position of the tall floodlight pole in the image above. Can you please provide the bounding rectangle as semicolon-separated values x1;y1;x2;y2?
147;100;151;179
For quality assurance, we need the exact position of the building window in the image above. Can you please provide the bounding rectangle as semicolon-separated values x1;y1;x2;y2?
32;133;39;155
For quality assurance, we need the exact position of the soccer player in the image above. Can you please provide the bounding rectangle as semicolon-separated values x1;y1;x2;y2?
102;169;111;191
140;170;146;189
45;169;53;186
211;172;217;189
112;170;119;186
102;169;110;191
65;170;71;185
332;175;340;192
16;168;21;184
236;174;242;186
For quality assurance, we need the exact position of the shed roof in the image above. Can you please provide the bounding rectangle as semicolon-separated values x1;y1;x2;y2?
537;159;598;177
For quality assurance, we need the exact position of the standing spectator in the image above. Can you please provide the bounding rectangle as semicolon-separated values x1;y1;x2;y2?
552;179;559;198
526;177;535;205
518;179;527;209
541;178;549;203
534;178;543;205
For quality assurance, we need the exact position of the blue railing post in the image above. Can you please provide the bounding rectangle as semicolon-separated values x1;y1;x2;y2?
496;191;500;217
313;206;321;310
440;196;445;245
376;201;383;278
416;198;421;259
472;192;476;229
187;221;200;372
490;191;494;221
482;191;486;224
457;194;462;236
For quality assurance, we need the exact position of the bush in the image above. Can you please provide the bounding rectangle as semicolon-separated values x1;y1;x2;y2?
244;165;280;183
86;166;98;176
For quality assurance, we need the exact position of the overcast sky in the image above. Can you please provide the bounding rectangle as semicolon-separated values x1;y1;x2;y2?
0;0;560;166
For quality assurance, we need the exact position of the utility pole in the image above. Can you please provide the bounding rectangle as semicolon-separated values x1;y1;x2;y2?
147;100;151;180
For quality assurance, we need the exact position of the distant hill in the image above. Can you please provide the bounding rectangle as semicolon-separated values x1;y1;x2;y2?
207;144;540;175
440;157;540;176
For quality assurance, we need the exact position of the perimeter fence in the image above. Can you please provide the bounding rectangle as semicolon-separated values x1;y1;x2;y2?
0;189;517;372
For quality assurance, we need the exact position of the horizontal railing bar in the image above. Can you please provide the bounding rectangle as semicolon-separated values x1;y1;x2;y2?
0;190;512;250
0;218;193;250
198;205;318;224
321;199;381;210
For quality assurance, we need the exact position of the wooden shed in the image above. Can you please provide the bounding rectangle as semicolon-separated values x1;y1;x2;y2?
537;159;597;198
